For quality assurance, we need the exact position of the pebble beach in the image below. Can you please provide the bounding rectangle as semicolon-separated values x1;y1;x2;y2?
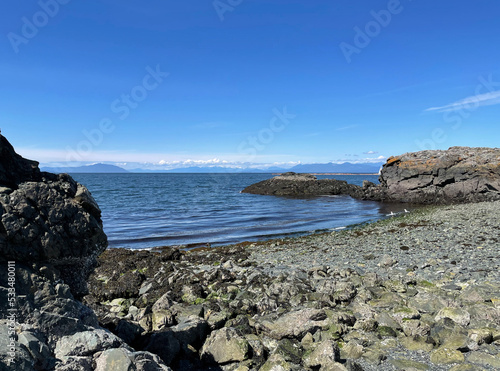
248;200;500;284
85;200;500;370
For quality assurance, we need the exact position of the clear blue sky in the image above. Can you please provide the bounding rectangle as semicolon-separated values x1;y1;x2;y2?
2;0;500;168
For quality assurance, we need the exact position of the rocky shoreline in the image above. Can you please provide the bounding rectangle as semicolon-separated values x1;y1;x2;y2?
243;147;500;204
1;136;499;371
82;201;500;370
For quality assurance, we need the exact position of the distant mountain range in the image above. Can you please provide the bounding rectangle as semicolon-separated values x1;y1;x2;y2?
41;164;129;173
42;162;383;174
288;162;383;174
129;166;289;173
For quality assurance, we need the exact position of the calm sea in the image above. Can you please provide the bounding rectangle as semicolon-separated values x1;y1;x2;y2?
71;173;393;250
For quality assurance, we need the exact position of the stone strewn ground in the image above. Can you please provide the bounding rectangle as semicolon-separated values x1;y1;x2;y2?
82;201;500;370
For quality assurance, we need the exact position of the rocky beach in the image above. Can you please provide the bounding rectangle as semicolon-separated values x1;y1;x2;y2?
0;136;499;371
83;201;500;370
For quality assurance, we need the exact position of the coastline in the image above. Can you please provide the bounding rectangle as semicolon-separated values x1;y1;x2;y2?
271;173;379;176
243;201;500;283
86;200;500;370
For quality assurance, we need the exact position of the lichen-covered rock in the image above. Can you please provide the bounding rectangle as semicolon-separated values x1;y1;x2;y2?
430;347;465;364
466;351;500;369
255;308;329;340
378;147;500;204
435;307;471;327
304;339;340;368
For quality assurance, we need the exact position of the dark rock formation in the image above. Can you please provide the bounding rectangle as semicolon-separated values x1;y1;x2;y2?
241;172;364;198
0;135;107;297
377;147;500;204
0;135;171;370
243;147;500;204
0;135;40;189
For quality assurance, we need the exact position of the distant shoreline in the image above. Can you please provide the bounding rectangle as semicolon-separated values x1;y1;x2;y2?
272;172;379;176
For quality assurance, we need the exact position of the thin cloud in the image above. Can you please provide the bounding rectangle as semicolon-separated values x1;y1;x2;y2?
335;125;359;131
426;90;500;113
304;132;321;137
191;122;227;130
363;150;378;155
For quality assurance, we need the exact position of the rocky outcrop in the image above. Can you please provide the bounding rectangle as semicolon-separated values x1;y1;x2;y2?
377;146;500;204
0;135;170;370
243;147;500;204
242;172;364;198
0;135;40;189
0;135;107;297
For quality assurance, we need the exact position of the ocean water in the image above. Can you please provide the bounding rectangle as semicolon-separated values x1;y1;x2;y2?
71;173;392;250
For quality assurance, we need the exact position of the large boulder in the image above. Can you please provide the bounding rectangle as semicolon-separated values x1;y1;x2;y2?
378;147;500;204
0;135;107;297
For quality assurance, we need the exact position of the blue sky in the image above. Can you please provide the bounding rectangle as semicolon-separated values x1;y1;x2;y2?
2;0;500;169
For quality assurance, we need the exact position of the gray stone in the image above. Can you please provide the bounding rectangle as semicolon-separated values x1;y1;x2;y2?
303;340;340;368
201;327;250;364
340;341;363;360
55;329;124;358
143;330;180;366
256;308;329;340
259;353;302;371
389;358;430;370
430;348;465;365
467;351;500;369
55;356;93;371
171;316;208;348
435;307;470;327
94;348;171;371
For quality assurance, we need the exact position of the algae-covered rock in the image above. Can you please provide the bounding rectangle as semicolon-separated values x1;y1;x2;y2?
435;307;471;327
430;348;465;365
303;339;341;369
466;351;500;368
339;341;363;360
